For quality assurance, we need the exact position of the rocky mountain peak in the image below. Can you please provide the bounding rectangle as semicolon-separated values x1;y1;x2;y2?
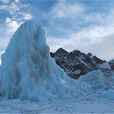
50;48;112;79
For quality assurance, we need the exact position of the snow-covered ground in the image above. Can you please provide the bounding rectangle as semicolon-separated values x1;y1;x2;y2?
0;89;114;113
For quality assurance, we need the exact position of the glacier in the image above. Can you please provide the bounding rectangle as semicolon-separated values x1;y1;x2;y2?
0;20;114;103
0;21;91;101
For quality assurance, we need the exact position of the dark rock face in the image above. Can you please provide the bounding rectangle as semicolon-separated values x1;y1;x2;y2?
50;48;111;79
109;60;114;70
50;52;55;58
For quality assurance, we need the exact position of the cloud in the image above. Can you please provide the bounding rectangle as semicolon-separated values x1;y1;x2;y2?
0;0;33;61
0;0;31;18
0;0;10;4
22;13;32;20
0;0;32;35
47;9;114;60
48;0;85;19
5;17;21;32
44;0;87;40
0;17;21;56
0;0;114;61
0;1;20;15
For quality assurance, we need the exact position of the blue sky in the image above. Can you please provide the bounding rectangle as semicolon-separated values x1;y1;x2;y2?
0;0;114;61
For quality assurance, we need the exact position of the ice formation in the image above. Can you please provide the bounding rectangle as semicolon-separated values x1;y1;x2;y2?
0;21;113;101
0;21;87;100
79;70;112;90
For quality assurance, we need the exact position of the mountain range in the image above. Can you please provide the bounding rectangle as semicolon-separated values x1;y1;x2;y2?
50;48;114;79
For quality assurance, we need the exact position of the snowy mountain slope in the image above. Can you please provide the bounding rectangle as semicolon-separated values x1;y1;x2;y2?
51;48;113;79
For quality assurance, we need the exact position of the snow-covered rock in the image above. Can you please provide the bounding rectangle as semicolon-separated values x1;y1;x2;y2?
96;62;111;70
109;59;114;70
50;48;109;79
78;70;111;90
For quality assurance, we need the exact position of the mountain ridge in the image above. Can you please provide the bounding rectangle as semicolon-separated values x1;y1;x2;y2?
50;48;113;79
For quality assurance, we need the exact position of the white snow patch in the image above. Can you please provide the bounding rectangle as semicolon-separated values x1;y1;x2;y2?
97;62;111;69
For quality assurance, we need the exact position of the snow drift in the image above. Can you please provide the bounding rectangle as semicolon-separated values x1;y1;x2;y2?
0;21;113;101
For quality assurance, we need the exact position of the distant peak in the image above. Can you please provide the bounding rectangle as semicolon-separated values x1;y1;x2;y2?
87;53;92;57
58;48;65;51
55;48;68;53
71;49;81;53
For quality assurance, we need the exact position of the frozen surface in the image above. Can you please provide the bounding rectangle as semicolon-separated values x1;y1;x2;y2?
0;89;114;113
97;62;111;69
